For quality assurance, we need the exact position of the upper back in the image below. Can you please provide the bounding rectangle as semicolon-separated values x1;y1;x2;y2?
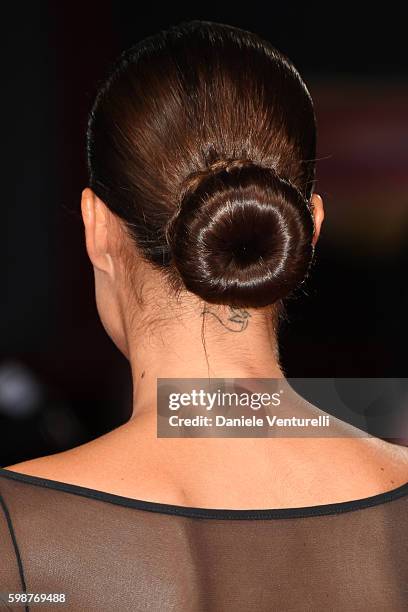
1;462;408;612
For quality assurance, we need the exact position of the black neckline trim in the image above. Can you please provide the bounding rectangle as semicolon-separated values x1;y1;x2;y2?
0;467;407;520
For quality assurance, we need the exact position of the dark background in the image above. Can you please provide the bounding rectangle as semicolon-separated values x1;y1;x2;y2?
2;3;408;464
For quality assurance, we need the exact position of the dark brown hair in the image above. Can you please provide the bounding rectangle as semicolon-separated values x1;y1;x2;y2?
87;20;317;308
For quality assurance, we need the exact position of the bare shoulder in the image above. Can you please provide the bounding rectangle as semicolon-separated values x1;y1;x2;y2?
1;431;108;484
2;426;119;483
2;432;408;509
2;449;82;482
366;436;408;473
0;426;182;504
331;435;408;492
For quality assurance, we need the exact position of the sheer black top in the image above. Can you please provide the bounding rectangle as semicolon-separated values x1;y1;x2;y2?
1;467;407;611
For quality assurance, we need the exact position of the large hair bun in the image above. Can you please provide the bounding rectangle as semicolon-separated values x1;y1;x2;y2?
167;159;315;308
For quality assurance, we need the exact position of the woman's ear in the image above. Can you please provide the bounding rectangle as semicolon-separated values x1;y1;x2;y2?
81;188;114;276
310;193;325;246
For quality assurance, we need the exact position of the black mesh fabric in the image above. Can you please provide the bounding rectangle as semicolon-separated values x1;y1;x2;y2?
0;467;407;611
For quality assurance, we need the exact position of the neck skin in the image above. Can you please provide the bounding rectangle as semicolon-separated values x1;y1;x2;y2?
123;294;285;421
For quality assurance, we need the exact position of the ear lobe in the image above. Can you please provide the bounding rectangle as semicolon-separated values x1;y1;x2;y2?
310;193;324;246
81;187;112;274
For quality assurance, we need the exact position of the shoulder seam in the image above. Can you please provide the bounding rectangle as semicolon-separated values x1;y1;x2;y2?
0;490;29;611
